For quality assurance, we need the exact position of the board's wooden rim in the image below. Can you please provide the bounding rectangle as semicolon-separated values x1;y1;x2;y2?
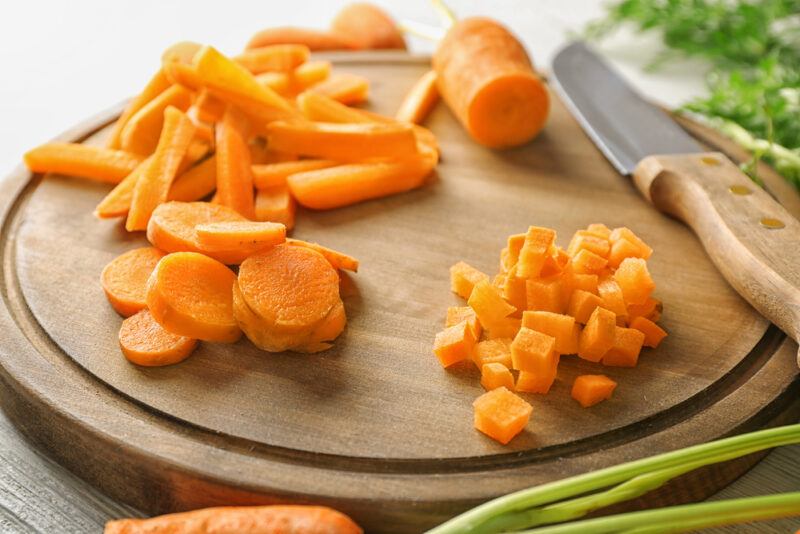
1;54;799;529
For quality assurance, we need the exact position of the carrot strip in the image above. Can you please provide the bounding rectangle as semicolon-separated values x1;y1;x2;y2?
255;185;296;230
195;221;286;251
215;108;255;219
309;73;370;105
169;155;217;202
126;106;196;231
255;71;291;95
330;3;406;50
234;44;310;74
249;140;298;164
396;70;439;124
292;60;331;90
101;247;165;317
252;159;337;189
119;310;198;367
24;143;145;184
94;157;151;219
194;89;226;123
107;69;170;149
286;238;359;272
120;84;193;155
161;41;203;90
246;27;357;51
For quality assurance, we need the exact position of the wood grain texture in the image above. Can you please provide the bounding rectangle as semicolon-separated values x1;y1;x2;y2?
0;53;798;533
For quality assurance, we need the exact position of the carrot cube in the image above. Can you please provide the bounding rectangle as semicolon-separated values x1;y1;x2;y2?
450;261;488;300
610;227;652;260
578;307;616;362
630;316;668;348
506;233;526;267
521;311;578;354
516;361;558;394
597;277;627;318
517;226;556;279
481;363;515;391
446;306;482;339
468;279;516;328
627;297;661;323
432;320;476;368
603;326;645;367
567;290;605;324
585;223;612;240
485;317;521;340
571;374;617;408
571;248;608;274
526;278;563;313
511;327;557;374
614;258;655;305
473;387;532;444
493;273;507;288
567;232;610;258
608;238;645;269
503;266;527;315
540;247;570;277
473;338;513;368
499;247;512;273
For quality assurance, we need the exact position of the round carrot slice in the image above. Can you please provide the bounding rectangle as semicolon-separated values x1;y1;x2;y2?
195;221;286;251
119;310;198;366
301;300;347;353
146;252;241;343
101;247;165;317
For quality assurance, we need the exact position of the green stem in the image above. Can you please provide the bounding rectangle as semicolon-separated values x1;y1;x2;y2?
430;0;457;28
712;118;800;170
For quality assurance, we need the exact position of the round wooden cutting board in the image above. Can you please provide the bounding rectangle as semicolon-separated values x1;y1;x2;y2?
0;54;798;533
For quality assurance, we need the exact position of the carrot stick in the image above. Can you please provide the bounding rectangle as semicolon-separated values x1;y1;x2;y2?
235;44;310;74
432;17;550;147
195;89;226;124
249;140;298;164
245;27;358;51
101;247;165;317
120;84;193;155
395;70;439;124
255;185;296;230
118;310;198;367
292;60;331;91
169;155;217;202
309;73;370;105
255;71;291;95
216;107;256;219
286;238;359;272
266;120;418;161
196;221;286;251
24;143;145;184
94;157;152;219
161;41;203;89
107;68;170;149
126;106;196;231
252;159;337;189
330;3;406;50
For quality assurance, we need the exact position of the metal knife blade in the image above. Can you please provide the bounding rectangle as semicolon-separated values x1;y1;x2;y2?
550;41;701;175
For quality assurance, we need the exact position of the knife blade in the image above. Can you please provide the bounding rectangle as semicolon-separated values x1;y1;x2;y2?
551;41;800;365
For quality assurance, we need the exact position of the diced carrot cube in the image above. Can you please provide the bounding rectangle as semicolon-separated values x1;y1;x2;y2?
521;311;577;354
571;248;608;274
572;273;599;295
597;277;627;318
567;289;605;324
526;278;563;313
540;247;570;277
610;227;652;259
585;223;611;240
567;232;610;258
517;226;556;279
608;238;645;269
493;273;507;288
571;374;617;407
432;320;476;368
468;279;516;329
503;266;527;316
630;316;668;348
499;247;512;273
481;363;515;391
473;387;532;444
446;306;482;339
507;233;526;267
626;297;660;323
511;327;557;374
486;317;521;339
473;338;513;368
450;261;488;300
603;326;645;367
516;360;558;394
578;307;616;362
614;258;655;305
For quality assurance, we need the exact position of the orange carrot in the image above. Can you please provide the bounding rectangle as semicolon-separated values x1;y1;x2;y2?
169;155;217;202
292;60;332;90
24;143;144;184
104;505;362;534
252;159;337;189
215;107;255;219
330;3;406;50
521;310;578;354
510;327;557;374
446;305;482;340
517;226;556;279
472;338;512;368
432;17;550;148
525;278;563;314
309;73;370;105
481;362;515;391
468;279;516;330
120;84;193;155
146;252;241;343
433;320;477;368
101;247;165;317
395;70;439;124
256;71;292;95
107;69;171;149
472;386;531;444
614;257;655;305
571;374;617;408
235;44;310;74
246;27;358;51
195;89;226;123
577;306;616;362
285;238;359;272
567;289;605;324
161;41;203;89
629;316;668;348
603;326;645;367
94;157;153;219
255;185;296;230
195;221;286;251
450;261;489;300
126;106;196;231
118;310;198;367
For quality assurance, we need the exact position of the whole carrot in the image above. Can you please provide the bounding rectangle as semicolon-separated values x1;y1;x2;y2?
246;27;357;51
330;3;406;50
432;17;550;148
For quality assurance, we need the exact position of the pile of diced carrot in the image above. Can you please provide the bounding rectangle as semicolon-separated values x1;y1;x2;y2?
433;224;668;444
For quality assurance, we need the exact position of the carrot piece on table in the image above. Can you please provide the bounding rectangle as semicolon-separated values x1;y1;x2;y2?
578;306;616;362
195;89;226;124
603;326;646;367
255;71;291;95
626;297;661;323
567;289;605;324
446;306;482;339
101;247;165;317
104;505;363;534
146;252;241;343
292;60;332;90
564;271;599;296
540;248;570;278
255;185;296;230
526;277;563;314
485;316;521;340
608;238;648;269
126;106;196;231
571;374;617;408
567;231;610;259
309;73;370;105
505;233;526;267
93;156;153;219
450;261;489;300
215;107;255;219
571;248;608;275
472;387;532;444
502;266;527;315
296;90;371;123
614;257;655;305
285;238;359;272
169;155;217;202
246;27;358;51
234;44;310;74
517;226;556;279
481;363;515;391
252;159;337;189
585;223;612;239
610;227;653;259
511;327;557;374
107;68;171;149
396;70;439;124
468;279;516;329
118;310;198;367
597;277;628;318
433;320;477;368
330;3;406;50
196;221;286;251
249;141;298;165
629;316;668;348
24;143;145;184
432;17;549;148
472;338;512;368
119;85;193;155
521;311;578;354
516;361;558;394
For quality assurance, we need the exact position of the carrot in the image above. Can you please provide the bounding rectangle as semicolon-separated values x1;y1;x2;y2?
517;226;556;279
450;261;488;300
101;247;165;317
568;231;611;259
120;84;193;155
195;221;286;251
472;338;512;368
169;154;217;202
629;316;668;348
256;71;291;95
472;386;531;444
571;374;617;408
566;289;605;324
246;27;358;51
255;185;296;230
94;157;152;219
309;73;370;105
195;89;226;123
24;143;145;184
252;159;337;189
104;505;362;534
614;257;655;305
525;278;563;314
577;306;616;362
432;17;550;148
468;279;516;330
510;326;557;375
481;362;515;391
215;107;255;219
107;69;171;149
285;238;359;272
146;251;241;343
126;106;196;231
571;248;608;275
433;320;477;368
235;44;310;74
395;70;439;124
118;310;198;367
446;305;482;340
521;310;578;354
603;326;645;367
161;41;203;89
292;60;332;90
330;3;406;50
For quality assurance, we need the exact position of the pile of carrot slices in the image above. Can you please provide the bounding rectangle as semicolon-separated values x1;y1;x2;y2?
432;224;668;444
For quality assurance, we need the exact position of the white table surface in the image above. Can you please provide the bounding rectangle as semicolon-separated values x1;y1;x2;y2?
0;1;797;532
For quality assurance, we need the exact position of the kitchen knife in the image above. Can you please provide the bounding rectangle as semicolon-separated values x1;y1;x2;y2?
551;41;800;366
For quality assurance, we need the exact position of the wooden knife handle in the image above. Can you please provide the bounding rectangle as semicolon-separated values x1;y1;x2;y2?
634;152;800;366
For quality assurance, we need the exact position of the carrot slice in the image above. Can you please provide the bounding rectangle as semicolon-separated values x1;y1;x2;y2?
285;238;359;272
481;362;515;391
246;27;358;51
101;247;165;317
396;70;439;124
571;375;617;408
309;73;370;105
252;159;338;189
146;252;241;343
126;106;196;231
433;320;476;368
330;2;406;50
450;261;489;300
169;155;217;202
107;69;171;149
215;107;255;219
235;44;310;74
119;310;198;367
195;221;286;251
24;143;144;184
629;316;668;348
473;387;531;444
292;60;332;90
255;185;296;230
120;85;193;155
